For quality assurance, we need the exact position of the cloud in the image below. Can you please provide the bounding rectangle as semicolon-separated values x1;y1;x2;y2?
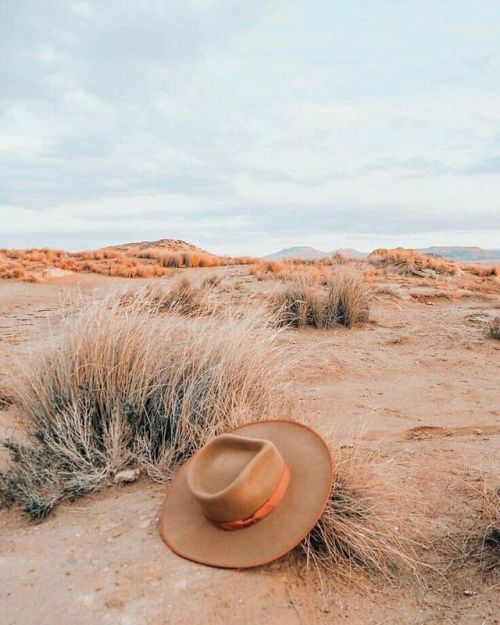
0;0;499;253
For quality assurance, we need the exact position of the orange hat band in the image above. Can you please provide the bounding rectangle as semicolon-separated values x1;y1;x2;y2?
216;464;291;531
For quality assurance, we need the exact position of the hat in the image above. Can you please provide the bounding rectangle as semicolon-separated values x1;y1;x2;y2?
159;420;333;569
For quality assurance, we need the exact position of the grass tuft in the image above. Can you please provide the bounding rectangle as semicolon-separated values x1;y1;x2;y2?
119;279;212;316
272;268;370;328
0;296;292;519
296;445;421;585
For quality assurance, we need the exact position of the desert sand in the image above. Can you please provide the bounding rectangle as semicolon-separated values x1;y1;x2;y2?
1;262;499;625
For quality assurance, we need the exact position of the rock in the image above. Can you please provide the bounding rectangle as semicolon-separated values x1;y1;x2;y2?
113;468;141;484
411;268;438;278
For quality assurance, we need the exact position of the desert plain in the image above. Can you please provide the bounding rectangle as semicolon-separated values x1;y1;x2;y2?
0;241;499;625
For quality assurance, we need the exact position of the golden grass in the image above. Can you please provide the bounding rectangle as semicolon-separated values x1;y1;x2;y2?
272;268;370;328
463;263;499;278
0;296;292;519
368;248;461;276
251;261;332;285
296;445;422;585
202;274;222;288
0;247;259;281
119;279;213;317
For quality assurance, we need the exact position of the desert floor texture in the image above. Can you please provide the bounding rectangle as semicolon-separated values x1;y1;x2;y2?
1;265;499;625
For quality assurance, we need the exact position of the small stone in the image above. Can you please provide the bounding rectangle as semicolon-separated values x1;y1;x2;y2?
463;590;475;597
113;468;141;484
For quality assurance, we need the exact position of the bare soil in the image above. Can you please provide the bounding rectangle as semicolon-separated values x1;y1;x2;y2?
1;267;499;625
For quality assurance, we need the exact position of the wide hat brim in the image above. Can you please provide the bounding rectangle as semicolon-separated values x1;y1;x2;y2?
159;420;334;569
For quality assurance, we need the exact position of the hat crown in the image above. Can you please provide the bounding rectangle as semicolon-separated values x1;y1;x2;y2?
187;433;286;523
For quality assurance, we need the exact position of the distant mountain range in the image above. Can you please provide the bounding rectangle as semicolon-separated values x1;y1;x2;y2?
416;246;500;262
265;245;500;262
265;246;367;260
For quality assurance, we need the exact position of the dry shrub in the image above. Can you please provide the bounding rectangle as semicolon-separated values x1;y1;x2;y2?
489;316;500;339
463;263;499;278
119;279;211;316
296;445;421;585
0;246;256;281
273;268;370;328
368;248;460;276
0;247;174;280
251;259;333;285
202;274;221;288
448;477;500;577
0;297;291;519
272;278;325;328
470;487;500;575
324;268;370;327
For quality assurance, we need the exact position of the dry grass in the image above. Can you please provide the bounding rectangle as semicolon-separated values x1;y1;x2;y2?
446;476;500;578
119;279;213;317
368;248;461;276
0;247;259;281
272;268;370;328
489;316;500;339
467;486;500;575
463;263;499;278
0;296;292;519
296;445;421;585
272;278;326;328
202;274;222;288
250;259;337;285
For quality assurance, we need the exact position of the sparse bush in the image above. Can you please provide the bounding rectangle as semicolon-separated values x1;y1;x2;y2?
449;477;500;576
251;259;333;285
324;268;370;327
120;279;211;316
489;316;500;339
0;246;257;281
0;297;291;519
368;248;460;276
272;279;325;328
296;445;421;584
272;268;370;328
463;263;499;278
202;274;221;288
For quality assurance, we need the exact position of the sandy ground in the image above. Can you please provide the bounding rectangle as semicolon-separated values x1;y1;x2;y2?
0;267;499;624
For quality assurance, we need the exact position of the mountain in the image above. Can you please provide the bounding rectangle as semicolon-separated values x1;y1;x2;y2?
266;246;368;260
104;239;209;254
265;246;329;260
417;246;500;262
266;246;367;260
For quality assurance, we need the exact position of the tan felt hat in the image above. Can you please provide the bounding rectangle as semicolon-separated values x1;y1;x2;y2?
159;420;334;569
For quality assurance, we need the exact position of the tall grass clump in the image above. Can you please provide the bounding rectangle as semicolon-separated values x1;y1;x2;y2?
273;268;370;329
271;278;325;328
0;297;292;519
296;445;421;585
324;267;370;327
368;248;460;276
119;278;212;317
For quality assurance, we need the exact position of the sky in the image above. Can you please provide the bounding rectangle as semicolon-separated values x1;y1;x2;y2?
0;0;499;255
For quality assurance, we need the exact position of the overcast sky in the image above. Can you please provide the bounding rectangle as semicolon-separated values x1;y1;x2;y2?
1;1;499;255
